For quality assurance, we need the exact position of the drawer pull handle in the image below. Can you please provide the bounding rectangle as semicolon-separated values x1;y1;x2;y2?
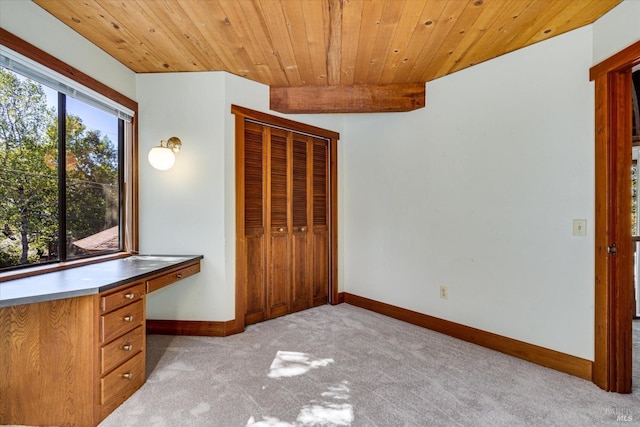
278;227;284;232
123;344;132;351
124;293;135;300
123;315;133;322
122;372;132;380
177;273;183;279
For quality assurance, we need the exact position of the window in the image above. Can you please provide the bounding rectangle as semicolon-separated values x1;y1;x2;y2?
0;36;138;273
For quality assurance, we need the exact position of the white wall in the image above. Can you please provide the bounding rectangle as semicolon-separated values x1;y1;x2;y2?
342;26;596;359
141;71;343;321
221;74;345;322
138;72;232;320
0;0;136;100
5;0;638;361
0;0;344;323
136;0;639;360
592;0;640;65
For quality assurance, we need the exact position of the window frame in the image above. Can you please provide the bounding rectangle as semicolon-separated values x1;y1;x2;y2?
0;29;138;281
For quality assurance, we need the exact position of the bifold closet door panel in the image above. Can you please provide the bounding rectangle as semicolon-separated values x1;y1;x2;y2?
312;138;329;306
244;233;266;324
291;135;312;313
243;122;267;325
267;128;291;319
241;116;331;325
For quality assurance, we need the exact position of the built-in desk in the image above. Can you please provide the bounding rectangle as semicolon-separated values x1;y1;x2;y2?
0;255;203;427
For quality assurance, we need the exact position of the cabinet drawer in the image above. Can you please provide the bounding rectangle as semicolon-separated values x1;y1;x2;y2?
100;351;145;406
101;326;144;375
101;300;144;344
146;262;200;293
101;282;144;313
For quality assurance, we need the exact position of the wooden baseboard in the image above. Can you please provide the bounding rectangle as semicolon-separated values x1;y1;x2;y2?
336;292;346;304
344;293;593;381
146;319;244;337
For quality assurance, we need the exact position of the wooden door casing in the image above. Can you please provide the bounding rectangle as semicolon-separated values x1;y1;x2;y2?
606;70;633;393
590;40;640;393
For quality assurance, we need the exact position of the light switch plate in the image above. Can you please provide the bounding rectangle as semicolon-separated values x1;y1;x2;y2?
572;219;587;237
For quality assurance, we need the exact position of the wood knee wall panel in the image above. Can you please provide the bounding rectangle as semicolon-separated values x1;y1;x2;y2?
0;296;99;427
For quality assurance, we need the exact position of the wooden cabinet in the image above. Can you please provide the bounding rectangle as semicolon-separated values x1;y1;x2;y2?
99;281;146;418
100;325;144;374
100;352;145;418
239;119;332;325
0;258;201;427
146;262;200;293
101;281;145;312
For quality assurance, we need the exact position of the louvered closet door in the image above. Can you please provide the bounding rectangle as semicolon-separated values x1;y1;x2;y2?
243;122;267;325
291;134;312;313
311;138;329;306
267;128;291;319
241;119;330;325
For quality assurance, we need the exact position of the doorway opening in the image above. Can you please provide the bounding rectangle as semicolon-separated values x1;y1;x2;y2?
632;64;640;393
633;66;640;320
634;149;640;319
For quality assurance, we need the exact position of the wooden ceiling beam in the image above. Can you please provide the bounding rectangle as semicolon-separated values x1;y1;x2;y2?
270;83;425;114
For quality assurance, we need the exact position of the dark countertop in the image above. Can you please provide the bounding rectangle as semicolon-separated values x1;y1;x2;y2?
0;255;203;308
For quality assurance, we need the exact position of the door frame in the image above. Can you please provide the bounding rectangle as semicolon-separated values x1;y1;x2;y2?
232;105;340;331
590;40;640;393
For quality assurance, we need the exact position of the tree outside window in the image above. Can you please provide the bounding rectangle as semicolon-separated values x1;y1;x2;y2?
0;68;121;270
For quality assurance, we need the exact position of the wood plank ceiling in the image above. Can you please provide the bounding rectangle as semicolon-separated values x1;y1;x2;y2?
32;0;621;113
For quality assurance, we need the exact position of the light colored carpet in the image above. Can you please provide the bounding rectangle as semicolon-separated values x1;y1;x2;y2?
100;304;640;426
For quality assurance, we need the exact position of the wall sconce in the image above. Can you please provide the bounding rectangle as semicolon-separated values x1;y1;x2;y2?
148;136;182;170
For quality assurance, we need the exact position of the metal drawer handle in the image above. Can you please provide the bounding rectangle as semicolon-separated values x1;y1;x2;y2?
299;227;306;232
124;293;135;300
177;273;183;279
123;344;132;351
123;315;133;322
278;227;284;232
122;372;132;380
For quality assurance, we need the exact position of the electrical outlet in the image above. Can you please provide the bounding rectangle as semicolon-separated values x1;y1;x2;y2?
440;285;448;299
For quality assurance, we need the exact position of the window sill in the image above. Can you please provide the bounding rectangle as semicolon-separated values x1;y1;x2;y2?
0;252;134;283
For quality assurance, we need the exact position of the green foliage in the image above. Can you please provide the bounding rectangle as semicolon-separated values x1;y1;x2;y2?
66;123;119;250
0;69;57;266
0;69;119;268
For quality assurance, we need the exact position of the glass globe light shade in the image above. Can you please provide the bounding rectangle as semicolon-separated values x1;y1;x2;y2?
148;146;175;170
